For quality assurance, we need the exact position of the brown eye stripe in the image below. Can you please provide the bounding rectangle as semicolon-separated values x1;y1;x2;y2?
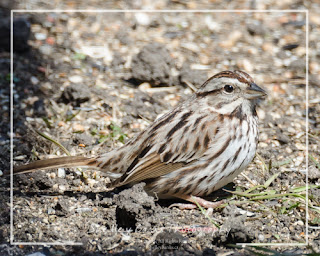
201;70;254;88
211;70;254;84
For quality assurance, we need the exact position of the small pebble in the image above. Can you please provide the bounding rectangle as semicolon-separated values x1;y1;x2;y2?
72;123;85;133
58;185;66;192
34;33;47;40
30;76;39;85
138;82;151;91
295;143;306;151
76;207;92;213
69;75;83;83
134;13;151;26
57;168;66;178
205;15;221;31
295;220;304;226
49;172;56;179
286;147;293;154
47;207;55;215
258;234;265;241
239;209;255;217
237;59;254;72
39;45;53;55
294;155;304;166
259;142;268;148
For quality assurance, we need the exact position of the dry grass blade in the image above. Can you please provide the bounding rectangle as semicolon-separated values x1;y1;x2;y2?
192;197;220;228
35;129;71;156
309;154;320;169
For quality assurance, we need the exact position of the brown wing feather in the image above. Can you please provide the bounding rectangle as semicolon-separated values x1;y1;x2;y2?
111;110;217;187
113;153;185;187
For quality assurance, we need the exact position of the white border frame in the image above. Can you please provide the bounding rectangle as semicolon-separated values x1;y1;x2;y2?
10;9;309;248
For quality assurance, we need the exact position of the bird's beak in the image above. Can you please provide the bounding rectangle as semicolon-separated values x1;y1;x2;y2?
245;83;267;100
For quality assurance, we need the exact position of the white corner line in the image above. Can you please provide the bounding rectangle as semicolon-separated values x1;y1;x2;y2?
11;242;83;246
236;243;308;247
10;9;309;247
10;9;14;246
305;9;309;246
11;9;308;13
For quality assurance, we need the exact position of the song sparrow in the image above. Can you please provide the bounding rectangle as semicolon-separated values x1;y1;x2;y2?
13;70;267;209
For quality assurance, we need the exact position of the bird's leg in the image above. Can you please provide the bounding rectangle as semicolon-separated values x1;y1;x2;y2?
169;195;223;210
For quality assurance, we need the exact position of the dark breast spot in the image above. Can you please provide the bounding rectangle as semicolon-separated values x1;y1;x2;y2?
111;157;121;165
166;111;192;139
194;115;205;127
209;137;231;161
203;133;210;149
230;106;243;119
232;146;242;164
183;184;192;194
193;138;200;151
182;141;189;152
220;159;230;173
150;108;181;134
198;175;208;184
163;151;173;162
158;144;167;154
101;158;112;169
183;125;190;133
173;187;182;195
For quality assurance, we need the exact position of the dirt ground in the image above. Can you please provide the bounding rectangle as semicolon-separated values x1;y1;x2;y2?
0;1;319;255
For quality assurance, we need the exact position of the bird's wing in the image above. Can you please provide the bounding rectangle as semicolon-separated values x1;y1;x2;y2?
111;107;219;187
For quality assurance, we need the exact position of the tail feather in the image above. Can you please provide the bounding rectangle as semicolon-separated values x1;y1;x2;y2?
12;156;92;175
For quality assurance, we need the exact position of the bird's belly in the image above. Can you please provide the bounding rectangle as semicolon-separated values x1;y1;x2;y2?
144;130;257;197
202;142;257;195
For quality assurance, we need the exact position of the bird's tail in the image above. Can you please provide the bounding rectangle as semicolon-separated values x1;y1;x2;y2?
11;156;96;175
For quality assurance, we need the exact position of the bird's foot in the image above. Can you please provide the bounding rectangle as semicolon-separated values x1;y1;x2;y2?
169;195;223;210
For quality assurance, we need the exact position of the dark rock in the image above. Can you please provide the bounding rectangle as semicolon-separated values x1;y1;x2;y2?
123;91;164;121
202;248;216;256
282;44;299;51
131;43;175;86
212;216;254;245
54;199;72;216
309;74;320;87
114;183;155;230
164;30;184;39
73;133;93;146
113;250;139;256
111;51;125;67
151;229;201;255
15;171;54;190
0;17;30;52
154;230;186;249
59;84;90;107
116;30;132;45
33;99;46;116
179;63;207;88
309;166;320;181
276;132;290;144
283;20;306;28
289;59;305;71
247;22;266;36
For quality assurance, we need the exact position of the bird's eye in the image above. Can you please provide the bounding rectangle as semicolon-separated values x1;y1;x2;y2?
224;84;234;93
